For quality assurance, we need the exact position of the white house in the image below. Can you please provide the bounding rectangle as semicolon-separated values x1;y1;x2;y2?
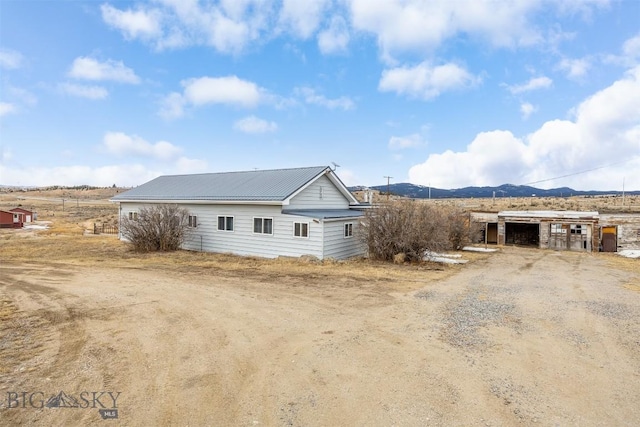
111;166;365;260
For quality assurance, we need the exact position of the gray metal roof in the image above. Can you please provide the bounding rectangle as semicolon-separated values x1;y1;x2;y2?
498;210;599;219
112;166;330;202
282;209;364;219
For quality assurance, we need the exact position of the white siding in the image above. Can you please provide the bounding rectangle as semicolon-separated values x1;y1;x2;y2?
118;201;366;259
119;202;324;258
322;220;364;259
288;175;350;209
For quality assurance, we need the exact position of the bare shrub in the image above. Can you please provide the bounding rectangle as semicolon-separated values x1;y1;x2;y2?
359;201;479;262
358;200;450;262
447;207;479;250
120;204;191;252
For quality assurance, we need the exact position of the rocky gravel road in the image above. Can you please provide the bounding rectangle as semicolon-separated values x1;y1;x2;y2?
1;247;639;426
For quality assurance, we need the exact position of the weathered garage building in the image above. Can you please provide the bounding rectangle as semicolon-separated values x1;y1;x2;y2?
598;214;640;251
470;210;640;253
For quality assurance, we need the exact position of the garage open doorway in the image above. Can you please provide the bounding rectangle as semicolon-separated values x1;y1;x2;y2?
505;222;539;247
486;223;498;244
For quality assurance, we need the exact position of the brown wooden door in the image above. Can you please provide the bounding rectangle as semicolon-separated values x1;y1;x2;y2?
601;227;617;252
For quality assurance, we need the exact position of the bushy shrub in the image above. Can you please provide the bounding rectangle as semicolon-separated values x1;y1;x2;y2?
359;201;476;262
120;204;191;252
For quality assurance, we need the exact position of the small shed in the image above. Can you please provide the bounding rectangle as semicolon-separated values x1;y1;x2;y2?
0;210;23;228
10;207;34;223
599;214;640;251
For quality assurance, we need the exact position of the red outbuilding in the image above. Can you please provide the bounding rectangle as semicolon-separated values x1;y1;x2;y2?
0;210;23;228
10;207;34;223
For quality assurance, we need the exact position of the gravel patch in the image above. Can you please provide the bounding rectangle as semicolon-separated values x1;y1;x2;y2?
579;301;636;321
414;290;438;300
440;289;520;350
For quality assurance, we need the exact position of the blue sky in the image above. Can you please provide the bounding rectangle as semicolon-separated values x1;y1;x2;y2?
1;0;639;190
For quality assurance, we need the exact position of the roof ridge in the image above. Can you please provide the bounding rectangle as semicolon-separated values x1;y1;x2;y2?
159;165;328;179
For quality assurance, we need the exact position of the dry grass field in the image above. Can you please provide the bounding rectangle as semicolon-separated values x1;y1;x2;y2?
1;189;639;426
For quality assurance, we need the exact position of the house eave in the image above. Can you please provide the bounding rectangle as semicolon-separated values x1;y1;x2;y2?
110;199;284;206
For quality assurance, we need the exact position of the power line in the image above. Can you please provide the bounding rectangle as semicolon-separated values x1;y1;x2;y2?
520;160;630;187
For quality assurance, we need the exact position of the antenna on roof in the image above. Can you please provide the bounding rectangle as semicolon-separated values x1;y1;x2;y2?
331;162;340;171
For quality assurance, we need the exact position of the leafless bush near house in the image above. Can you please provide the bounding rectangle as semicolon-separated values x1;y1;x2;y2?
359;201;478;262
120;204;191;252
448;207;480;250
358;200;448;262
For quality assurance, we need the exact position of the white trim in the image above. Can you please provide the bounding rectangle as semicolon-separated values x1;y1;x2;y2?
217;215;234;232
253;216;274;235
282;167;329;205
112;199;284;205
293;221;310;239
344;222;354;238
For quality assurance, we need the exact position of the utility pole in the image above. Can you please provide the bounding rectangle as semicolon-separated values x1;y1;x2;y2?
622;176;625;206
383;176;393;200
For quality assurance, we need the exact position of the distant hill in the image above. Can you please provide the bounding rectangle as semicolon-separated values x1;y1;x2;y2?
350;183;640;199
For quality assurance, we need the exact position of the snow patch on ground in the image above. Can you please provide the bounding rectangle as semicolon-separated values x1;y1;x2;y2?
463;246;498;253
425;252;468;264
23;222;50;230
618;250;640;259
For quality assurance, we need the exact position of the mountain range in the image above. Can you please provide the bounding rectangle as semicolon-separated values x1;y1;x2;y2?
350;183;640;199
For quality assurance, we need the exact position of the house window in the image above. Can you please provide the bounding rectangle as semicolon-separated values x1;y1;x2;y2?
344;222;353;238
188;215;197;228
550;223;566;234
217;216;234;231
294;222;309;238
254;217;273;235
128;212;138;221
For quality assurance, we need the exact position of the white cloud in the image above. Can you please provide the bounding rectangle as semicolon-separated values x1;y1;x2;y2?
0;48;23;69
102;132;183;161
158;92;186;120
336;168;357;187
409;66;640;191
183;76;263;107
520;102;537;119
0;163;161;187
622;33;640;59
158;76;268;119
348;0;544;62
68;57;140;84
388;133;426;150
7;86;37;107
557;58;590;79
233;115;278;134
175;156;208;173
102;0;271;54
279;0;329;38
59;83;109;100
318;15;350;54
506;76;553;94
295;87;355;110
0;102;17;117
101;4;162;40
604;32;640;67
379;61;479;100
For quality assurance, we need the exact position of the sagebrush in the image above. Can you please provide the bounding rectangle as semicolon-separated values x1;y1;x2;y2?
120;204;191;252
359;201;476;262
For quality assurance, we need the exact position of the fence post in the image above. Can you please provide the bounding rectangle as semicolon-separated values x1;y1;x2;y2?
94;223;98;234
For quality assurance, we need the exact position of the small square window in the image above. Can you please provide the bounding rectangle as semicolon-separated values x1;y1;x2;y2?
128;212;138;221
294;222;309;238
254;217;273;235
217;216;233;231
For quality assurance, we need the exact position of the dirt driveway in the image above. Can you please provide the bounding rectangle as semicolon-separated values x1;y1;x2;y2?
1;247;639;426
